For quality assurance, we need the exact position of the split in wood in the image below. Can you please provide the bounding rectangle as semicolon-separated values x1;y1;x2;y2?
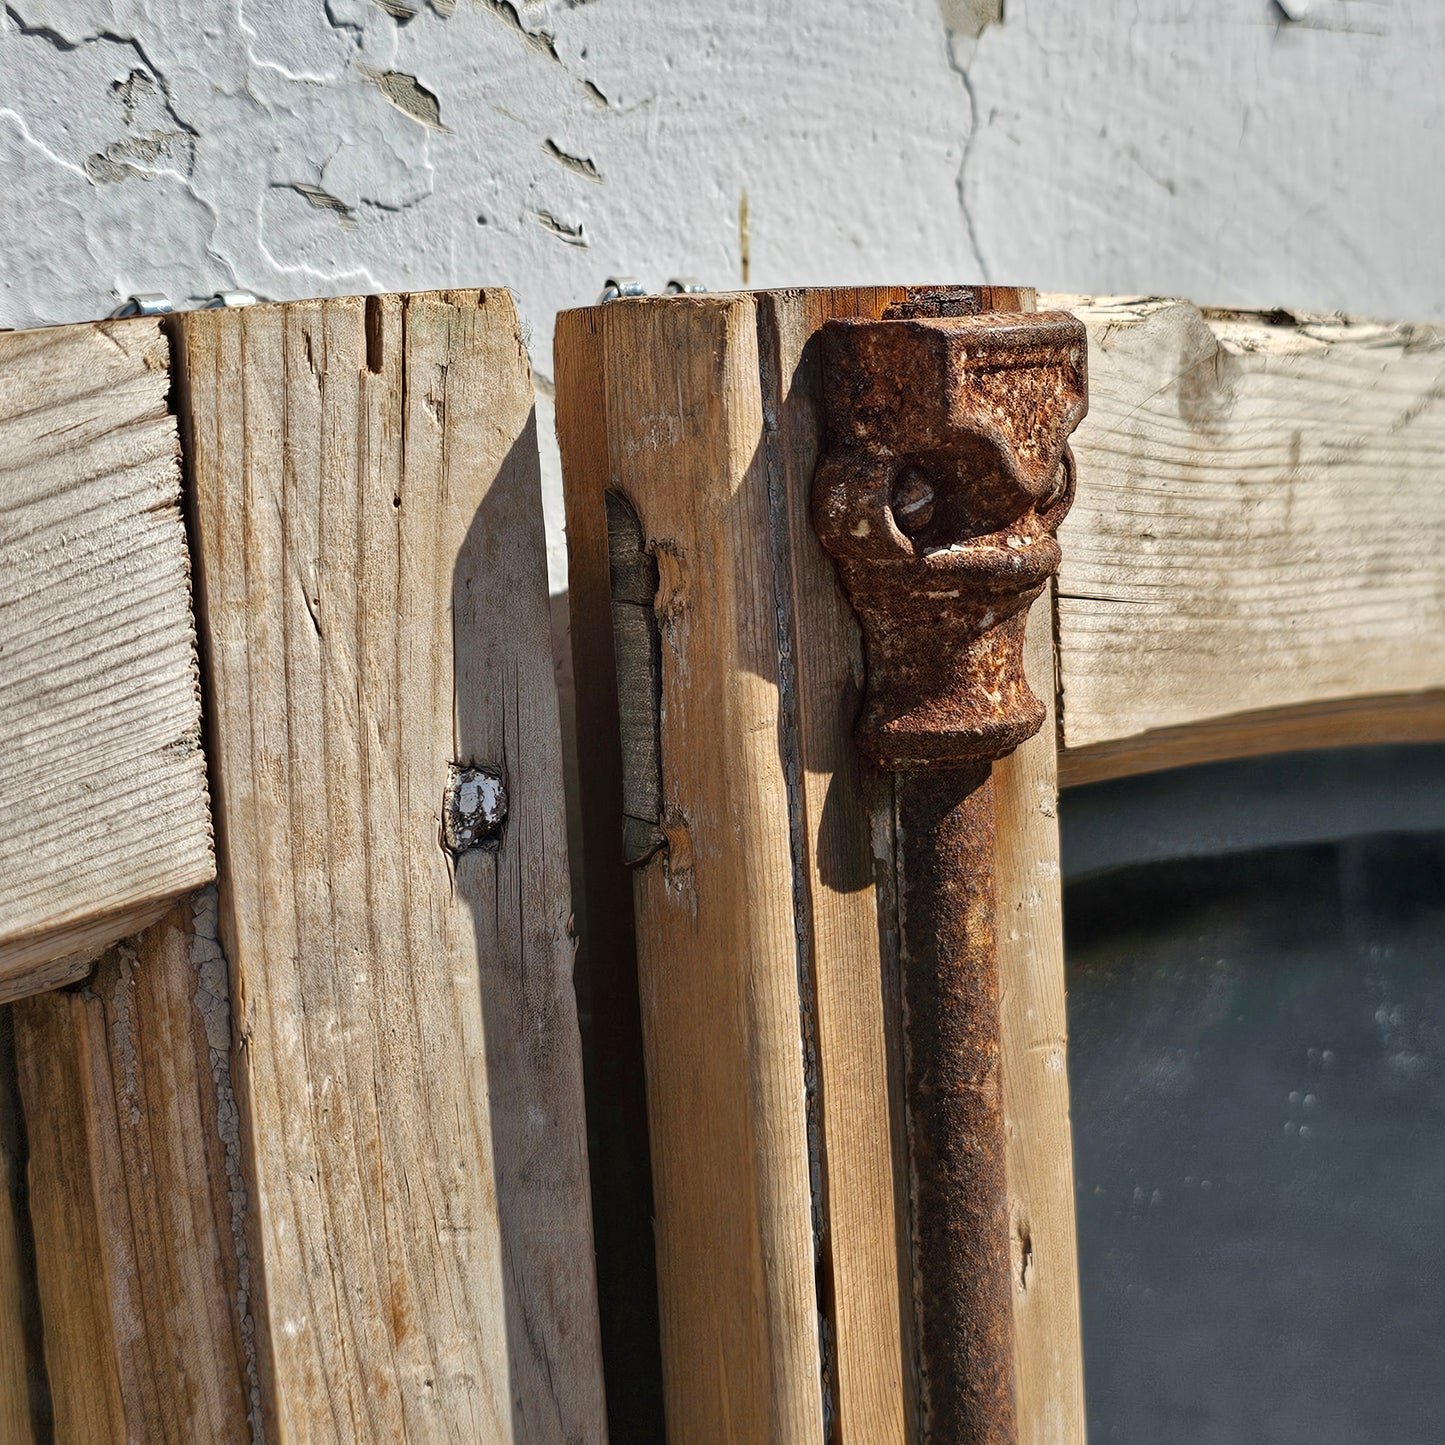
605;489;667;865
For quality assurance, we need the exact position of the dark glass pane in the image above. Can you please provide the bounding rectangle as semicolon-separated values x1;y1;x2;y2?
1068;835;1445;1444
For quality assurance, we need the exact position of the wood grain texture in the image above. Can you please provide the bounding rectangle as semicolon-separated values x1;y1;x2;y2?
993;596;1085;1442
179;291;605;1443
560;293;824;1443
0;318;213;998
12;894;257;1444
758;285;916;1445
1047;296;1445;766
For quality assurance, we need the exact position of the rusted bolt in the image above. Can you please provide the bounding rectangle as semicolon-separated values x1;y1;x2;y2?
891;465;936;536
443;764;507;854
814;304;1087;1445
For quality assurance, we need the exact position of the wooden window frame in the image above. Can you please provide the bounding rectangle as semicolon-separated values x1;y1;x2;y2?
1;285;1440;1442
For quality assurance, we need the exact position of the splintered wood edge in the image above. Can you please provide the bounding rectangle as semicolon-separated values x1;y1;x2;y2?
0;898;180;1003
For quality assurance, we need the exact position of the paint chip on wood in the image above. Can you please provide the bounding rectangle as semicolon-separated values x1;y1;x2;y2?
443;765;508;853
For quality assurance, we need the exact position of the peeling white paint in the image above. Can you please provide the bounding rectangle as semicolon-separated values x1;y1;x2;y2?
2;0;1440;595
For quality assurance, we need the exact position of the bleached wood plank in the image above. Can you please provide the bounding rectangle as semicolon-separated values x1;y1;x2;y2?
0;318;213;999
1047;296;1445;777
559;294;824;1443
12;895;257;1444
179;291;605;1442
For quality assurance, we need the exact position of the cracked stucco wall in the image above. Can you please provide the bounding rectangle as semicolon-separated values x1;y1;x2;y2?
3;0;1443;585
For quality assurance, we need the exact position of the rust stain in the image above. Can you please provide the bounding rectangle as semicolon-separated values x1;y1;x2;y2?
389;1275;415;1345
813;296;1086;1443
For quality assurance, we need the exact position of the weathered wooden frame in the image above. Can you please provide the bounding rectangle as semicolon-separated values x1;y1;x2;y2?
0;287;1440;1441
0;293;608;1443
556;287;1445;1443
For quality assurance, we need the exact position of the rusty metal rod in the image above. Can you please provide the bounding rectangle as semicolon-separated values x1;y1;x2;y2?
812;296;1088;1443
895;765;1015;1445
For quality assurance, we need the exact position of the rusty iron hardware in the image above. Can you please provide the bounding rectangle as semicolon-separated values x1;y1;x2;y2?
814;303;1086;1444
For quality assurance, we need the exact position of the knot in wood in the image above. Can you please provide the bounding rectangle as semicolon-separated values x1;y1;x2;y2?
813;310;1088;771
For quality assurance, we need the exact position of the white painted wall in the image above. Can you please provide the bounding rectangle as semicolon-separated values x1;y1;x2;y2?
4;0;1442;586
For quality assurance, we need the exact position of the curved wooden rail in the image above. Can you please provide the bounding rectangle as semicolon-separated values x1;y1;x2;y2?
1049;296;1445;789
1058;690;1445;788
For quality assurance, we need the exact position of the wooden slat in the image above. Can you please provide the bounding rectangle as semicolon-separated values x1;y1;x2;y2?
1058;689;1445;788
553;309;666;1440
12;895;257;1443
560;294;824;1442
994;595;1085;1441
0;319;213;999
179;291;605;1442
758;286;1084;1445
1048;296;1445;774
759;285;915;1444
561;285;1085;1443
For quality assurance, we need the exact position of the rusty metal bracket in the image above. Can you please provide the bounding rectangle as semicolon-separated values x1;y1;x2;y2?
813;303;1086;1444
